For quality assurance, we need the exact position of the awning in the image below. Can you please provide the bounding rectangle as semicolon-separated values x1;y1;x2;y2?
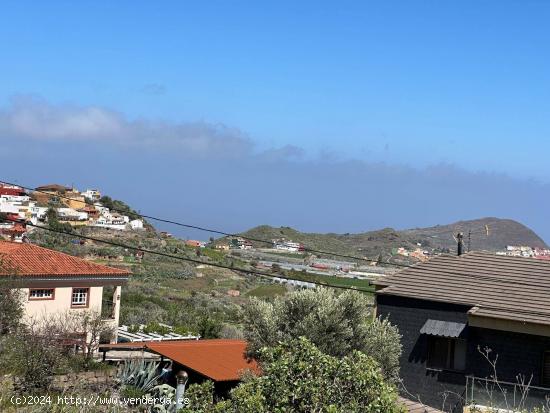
420;319;466;338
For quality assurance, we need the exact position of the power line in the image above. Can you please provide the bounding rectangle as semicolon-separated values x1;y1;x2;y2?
8;218;550;319
4;217;547;318
0;217;375;293
1;180;418;267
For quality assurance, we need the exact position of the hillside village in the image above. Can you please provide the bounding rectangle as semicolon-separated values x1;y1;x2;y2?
3;182;550;412
0;183;145;242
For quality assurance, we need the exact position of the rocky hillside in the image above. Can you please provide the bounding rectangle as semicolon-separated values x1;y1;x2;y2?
402;217;547;252
235;217;547;259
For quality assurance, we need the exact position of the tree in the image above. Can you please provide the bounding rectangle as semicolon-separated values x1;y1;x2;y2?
362;316;402;382
0;273;25;381
241;288;402;381
181;380;220;413
79;311;116;362
45;207;73;234
181;338;404;413
0;265;62;392
0;275;23;335
45;207;59;227
99;195;141;220
46;310;115;363
1;319;65;391
195;314;223;339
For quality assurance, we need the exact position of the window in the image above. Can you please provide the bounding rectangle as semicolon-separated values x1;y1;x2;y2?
29;288;55;300
71;288;89;307
427;337;466;371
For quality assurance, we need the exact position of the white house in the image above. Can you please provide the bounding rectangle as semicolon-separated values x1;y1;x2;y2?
275;241;303;252
93;203;110;215
29;205;49;224
57;207;88;221
91;216;127;231
0;200;20;215
129;219;144;230
0;194;30;204
110;214;129;225
82;189;101;201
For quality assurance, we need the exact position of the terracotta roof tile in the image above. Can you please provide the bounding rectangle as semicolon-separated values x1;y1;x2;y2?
0;240;130;277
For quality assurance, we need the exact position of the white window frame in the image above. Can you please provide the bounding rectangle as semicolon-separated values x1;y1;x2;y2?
71;287;89;307
29;288;55;300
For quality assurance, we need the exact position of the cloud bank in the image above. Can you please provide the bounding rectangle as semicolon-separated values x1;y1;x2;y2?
1;96;548;243
0;96;253;159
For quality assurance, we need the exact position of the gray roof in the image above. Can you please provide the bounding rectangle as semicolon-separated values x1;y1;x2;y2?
420;319;466;338
374;251;550;326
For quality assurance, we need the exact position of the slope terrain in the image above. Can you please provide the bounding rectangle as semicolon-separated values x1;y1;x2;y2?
236;217;547;259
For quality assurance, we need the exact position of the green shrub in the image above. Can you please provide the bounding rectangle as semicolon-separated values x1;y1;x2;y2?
120;385;146;401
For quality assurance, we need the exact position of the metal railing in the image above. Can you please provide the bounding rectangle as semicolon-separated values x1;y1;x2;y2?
465;375;550;412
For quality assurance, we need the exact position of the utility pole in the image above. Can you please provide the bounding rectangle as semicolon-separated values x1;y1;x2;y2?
467;230;472;252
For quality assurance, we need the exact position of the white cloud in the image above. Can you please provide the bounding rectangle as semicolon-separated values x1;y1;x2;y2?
0;96;253;159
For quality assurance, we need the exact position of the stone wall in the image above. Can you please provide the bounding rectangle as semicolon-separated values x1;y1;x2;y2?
50;368;117;390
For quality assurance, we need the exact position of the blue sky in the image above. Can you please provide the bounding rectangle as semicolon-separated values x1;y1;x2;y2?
1;2;549;241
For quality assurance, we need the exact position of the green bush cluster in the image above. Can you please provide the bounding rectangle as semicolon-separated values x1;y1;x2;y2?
241;287;402;382
180;338;405;413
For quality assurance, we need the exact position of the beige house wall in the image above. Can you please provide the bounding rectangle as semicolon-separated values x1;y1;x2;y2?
19;283;123;344
21;286;104;320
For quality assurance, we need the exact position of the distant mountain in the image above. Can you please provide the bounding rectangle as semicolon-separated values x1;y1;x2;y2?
235;218;547;260
402;218;547;252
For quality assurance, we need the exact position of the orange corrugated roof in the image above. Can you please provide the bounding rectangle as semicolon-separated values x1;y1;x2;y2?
0;241;130;277
148;340;259;382
102;339;259;381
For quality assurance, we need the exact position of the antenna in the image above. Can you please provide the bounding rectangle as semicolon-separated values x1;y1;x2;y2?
464;224;491;253
449;222;492;255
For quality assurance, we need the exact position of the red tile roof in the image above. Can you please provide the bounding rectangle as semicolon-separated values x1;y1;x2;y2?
0;241;130;277
35;184;71;192
1;224;27;234
101;339;260;381
0;187;26;196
